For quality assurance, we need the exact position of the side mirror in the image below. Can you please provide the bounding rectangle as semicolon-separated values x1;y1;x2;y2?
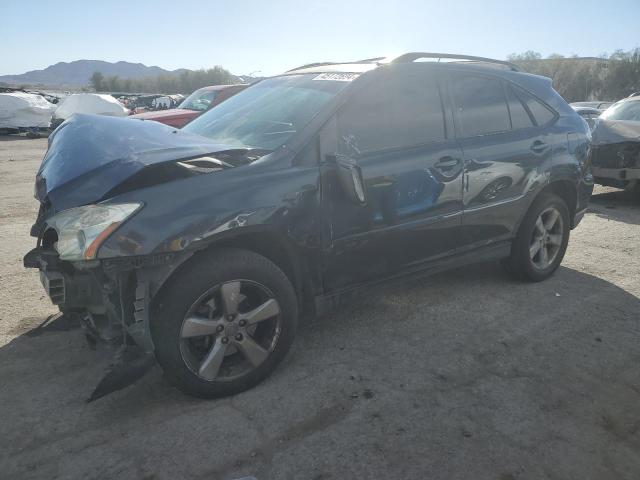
326;153;366;204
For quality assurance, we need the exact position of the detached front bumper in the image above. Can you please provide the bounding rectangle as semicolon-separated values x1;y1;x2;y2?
24;246;190;352
24;247;105;309
23;246;184;352
24;246;189;400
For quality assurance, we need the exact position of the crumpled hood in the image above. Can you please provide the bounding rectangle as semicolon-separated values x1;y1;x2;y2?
37;114;234;211
592;119;640;145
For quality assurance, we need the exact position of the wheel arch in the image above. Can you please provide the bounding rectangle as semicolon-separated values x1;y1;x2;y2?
514;178;578;236
151;226;317;317
545;179;577;222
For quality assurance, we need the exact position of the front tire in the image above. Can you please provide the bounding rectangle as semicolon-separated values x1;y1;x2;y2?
152;248;298;399
502;192;570;282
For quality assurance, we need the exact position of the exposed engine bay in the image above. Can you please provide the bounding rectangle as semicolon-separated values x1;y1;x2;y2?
591;119;640;189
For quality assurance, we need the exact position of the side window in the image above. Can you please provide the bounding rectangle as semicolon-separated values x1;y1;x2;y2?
505;85;535;129
337;69;445;155
512;85;557;126
452;75;510;137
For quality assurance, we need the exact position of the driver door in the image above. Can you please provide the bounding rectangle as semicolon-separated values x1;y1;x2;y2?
321;64;465;291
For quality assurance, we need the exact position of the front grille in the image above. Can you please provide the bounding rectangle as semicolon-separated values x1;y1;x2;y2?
593;142;640;169
40;270;65;305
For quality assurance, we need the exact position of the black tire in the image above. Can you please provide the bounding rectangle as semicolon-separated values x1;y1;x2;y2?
502;192;570;282
152;248;298;399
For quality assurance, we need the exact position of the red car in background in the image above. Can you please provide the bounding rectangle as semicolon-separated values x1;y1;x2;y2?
130;84;247;128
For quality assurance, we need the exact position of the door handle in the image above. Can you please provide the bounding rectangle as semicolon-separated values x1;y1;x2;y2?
530;140;548;154
434;157;460;169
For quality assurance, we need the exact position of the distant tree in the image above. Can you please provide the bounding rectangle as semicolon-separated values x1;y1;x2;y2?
86;65;238;94
507;48;640;102
90;71;104;91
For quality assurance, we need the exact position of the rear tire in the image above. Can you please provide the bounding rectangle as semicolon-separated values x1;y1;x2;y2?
502;192;570;282
152;248;298;399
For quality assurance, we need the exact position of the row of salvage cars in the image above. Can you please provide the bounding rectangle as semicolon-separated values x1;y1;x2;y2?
0;84;248;137
572;94;640;192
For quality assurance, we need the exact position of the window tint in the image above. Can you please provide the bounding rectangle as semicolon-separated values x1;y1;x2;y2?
337;69;445;154
513;85;556;126
506;85;535;129
453;75;510;136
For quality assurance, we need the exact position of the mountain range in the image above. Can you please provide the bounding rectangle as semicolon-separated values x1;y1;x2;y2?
0;60;186;87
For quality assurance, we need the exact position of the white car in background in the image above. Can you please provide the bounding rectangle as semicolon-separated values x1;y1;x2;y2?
52;93;129;129
0;91;56;136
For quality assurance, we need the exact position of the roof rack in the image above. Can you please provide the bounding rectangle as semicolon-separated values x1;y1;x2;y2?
390;52;520;71
286;52;520;73
286;62;338;72
287;57;388;72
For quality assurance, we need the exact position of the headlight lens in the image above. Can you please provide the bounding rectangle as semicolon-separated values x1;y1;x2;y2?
47;203;141;260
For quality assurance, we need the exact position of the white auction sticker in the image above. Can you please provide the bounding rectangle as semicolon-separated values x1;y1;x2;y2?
312;73;360;82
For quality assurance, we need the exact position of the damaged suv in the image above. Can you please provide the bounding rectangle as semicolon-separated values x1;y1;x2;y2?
591;94;640;192
25;53;592;400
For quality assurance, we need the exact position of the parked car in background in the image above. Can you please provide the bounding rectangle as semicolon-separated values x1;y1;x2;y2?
51;93;129;129
570;101;614;111
130;84;248;128
591;95;640;191
25;53;592;400
0;91;55;136
572;106;601;129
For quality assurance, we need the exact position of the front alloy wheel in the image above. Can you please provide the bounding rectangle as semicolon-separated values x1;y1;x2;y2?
153;248;298;399
180;280;282;382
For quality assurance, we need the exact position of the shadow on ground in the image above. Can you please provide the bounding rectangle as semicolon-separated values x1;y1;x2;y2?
1;263;639;480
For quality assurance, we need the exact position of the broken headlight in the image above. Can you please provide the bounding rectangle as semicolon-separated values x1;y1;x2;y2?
46;203;141;261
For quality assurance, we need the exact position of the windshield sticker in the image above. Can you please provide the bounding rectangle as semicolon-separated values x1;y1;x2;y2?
313;73;360;82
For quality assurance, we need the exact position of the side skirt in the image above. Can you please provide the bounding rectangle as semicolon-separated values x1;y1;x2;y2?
314;240;511;316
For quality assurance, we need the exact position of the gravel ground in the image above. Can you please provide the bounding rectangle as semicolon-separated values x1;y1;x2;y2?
0;136;639;480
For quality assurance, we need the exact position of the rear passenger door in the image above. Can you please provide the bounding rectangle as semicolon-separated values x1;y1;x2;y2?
322;64;465;291
449;72;555;249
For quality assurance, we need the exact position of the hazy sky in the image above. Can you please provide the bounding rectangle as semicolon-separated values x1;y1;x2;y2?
2;0;638;77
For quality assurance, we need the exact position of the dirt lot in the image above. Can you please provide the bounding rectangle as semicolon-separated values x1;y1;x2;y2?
0;136;639;480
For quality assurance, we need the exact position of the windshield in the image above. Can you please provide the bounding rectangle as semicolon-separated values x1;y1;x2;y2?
600;100;640;122
179;89;217;111
182;74;352;150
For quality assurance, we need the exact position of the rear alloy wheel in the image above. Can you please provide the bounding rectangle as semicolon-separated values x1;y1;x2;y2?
153;248;297;398
528;207;564;270
502;192;570;282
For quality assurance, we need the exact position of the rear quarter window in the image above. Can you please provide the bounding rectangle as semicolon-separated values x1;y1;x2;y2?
505;85;535;129
512;85;557;126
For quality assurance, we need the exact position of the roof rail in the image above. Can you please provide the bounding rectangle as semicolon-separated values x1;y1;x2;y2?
286;62;338;72
287;57;385;72
391;52;520;71
628;92;640;97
